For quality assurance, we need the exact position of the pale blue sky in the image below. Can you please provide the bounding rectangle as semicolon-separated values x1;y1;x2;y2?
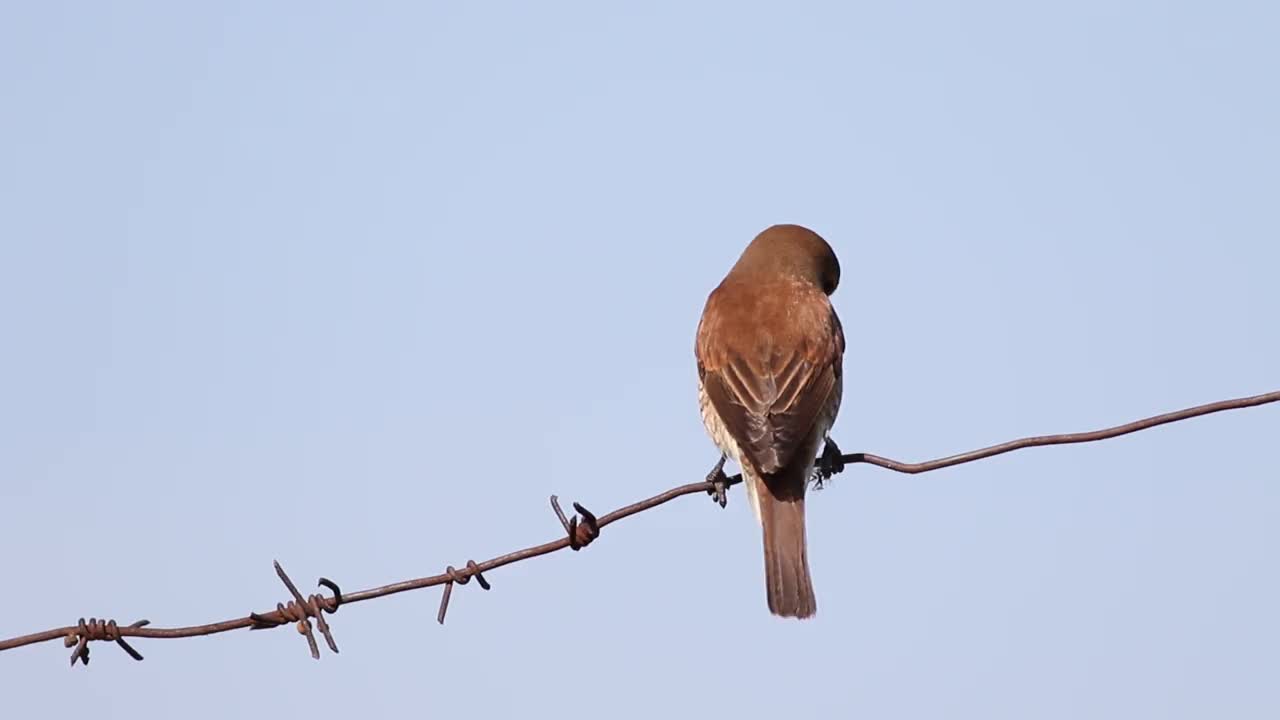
2;2;1277;718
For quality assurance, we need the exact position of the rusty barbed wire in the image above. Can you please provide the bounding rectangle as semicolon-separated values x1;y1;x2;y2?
1;389;1276;667
843;390;1280;474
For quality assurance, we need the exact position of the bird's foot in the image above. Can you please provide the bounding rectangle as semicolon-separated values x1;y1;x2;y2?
813;437;846;489
705;455;730;508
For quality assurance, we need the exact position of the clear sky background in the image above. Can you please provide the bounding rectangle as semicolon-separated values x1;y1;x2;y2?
2;2;1277;718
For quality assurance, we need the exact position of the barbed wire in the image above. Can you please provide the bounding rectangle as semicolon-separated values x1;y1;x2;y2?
2;389;1276;667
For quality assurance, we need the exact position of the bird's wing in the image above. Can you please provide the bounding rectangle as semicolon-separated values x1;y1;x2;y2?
696;286;844;475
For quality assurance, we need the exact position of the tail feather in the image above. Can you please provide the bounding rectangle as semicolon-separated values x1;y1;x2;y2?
759;492;816;619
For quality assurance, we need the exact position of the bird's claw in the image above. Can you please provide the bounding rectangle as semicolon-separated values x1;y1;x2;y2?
705;455;729;508
813;437;846;489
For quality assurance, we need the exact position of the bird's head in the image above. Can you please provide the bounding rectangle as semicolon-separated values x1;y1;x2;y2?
731;224;840;295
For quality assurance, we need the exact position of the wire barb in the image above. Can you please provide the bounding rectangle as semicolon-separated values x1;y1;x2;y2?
550;495;600;550
64;618;150;667
436;560;491;625
248;561;342;659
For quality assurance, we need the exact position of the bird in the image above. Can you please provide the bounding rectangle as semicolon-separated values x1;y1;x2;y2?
695;224;845;619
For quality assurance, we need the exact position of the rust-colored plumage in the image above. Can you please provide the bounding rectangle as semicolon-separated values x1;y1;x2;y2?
695;224;844;618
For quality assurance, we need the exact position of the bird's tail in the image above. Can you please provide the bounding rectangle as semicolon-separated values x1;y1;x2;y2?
758;482;816;619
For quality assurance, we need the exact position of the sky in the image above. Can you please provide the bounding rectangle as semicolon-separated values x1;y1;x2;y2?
1;2;1277;718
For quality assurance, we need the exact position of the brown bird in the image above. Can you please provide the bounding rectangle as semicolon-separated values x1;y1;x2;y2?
695;224;845;619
